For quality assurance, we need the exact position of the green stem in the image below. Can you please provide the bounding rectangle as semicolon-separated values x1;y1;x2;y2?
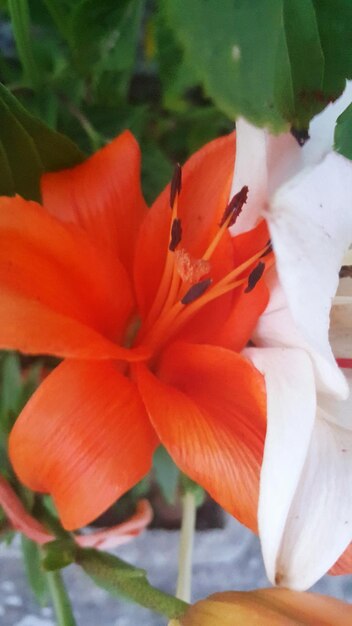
176;491;196;603
76;548;188;620
46;570;77;626
8;0;41;89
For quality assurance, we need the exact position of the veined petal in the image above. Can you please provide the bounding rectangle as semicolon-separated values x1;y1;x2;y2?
9;360;157;530
0;288;147;361
268;152;352;391
42;131;147;274
230;118;301;235
0;195;134;351
244;346;317;586
134;133;235;318
274;415;352;589
135;342;266;531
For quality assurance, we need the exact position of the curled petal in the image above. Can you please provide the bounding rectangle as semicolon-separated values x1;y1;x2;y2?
0;475;53;544
76;499;153;549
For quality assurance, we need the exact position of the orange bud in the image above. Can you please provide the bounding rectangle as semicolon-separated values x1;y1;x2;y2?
180;588;352;626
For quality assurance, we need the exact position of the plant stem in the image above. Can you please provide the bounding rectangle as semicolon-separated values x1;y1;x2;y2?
168;491;197;626
176;490;196;603
76;548;188;620
46;570;77;626
8;0;41;89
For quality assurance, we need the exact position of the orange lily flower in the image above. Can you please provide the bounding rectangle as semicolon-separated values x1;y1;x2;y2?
3;130;270;530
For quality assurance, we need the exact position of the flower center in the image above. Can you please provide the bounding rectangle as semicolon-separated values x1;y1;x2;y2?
136;166;273;355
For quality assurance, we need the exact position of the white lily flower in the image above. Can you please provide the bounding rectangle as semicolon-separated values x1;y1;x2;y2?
231;83;352;589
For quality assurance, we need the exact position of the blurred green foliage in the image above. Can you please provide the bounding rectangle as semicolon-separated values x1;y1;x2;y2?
0;0;233;203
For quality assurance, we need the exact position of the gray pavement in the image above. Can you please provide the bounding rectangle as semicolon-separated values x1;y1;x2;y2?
0;516;351;625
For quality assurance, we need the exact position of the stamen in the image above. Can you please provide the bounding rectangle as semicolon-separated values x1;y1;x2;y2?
203;185;249;262
181;278;213;305
170;163;182;209
169;218;182;251
175;249;210;284
245;262;265;293
219;185;248;227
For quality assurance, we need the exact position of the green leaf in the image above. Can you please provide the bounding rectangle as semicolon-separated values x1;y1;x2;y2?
0;84;84;200
0;93;43;199
21;536;49;606
153;446;179;505
334;102;352;160
41;539;77;571
165;0;352;130
0;84;85;171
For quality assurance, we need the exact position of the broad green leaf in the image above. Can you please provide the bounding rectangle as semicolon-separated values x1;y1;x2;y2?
334;102;352;160
312;0;352;92
165;0;352;130
0;93;43;199
0;84;85;171
21;536;49;606
153;446;179;505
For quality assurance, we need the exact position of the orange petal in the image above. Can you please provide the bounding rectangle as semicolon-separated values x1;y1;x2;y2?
211;281;269;352
180;589;352;626
0;475;54;544
41;131;147;275
330;542;352;575
9;360;158;530
0;288;148;361
134;132;236;318
76;499;153;549
0;195;137;358
135;341;266;531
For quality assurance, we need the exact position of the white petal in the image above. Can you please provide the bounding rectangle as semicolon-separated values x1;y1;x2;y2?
268;152;352;389
254;273;348;398
230;118;301;234
244;346;317;586
303;80;352;166
275;411;352;590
